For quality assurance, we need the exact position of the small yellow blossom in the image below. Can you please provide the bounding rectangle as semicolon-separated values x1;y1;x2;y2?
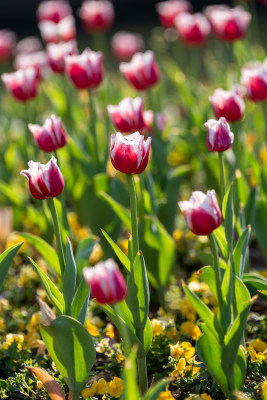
96;338;109;353
168;150;185;166
0;318;6;331
247;345;266;363
185;363;201;376
177;299;196;321
201;394;213;400
151;319;165;337
157;390;175;400
25;332;41;349
106;323;115;339
26;312;40;333
89;243;104;265
116;353;125;363
251;339;267;353
170;341;195;360
85;321;100;337
180;321;202;340
1;333;24;351
171;357;186;377
173;229;183;247
107;377;124;397
82;380;98;398
118;238;129;256
91;316;105;329
97;378;108;395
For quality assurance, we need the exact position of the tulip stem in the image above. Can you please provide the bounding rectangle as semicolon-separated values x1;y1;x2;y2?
47;198;66;276
261;101;267;146
208;233;223;311
136;354;148;395
218;152;226;202
88;89;100;168
126;174;139;262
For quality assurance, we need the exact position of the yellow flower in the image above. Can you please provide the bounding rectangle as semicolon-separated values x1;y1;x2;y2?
118;238;129;256
89;243;104;265
201;394;213;400
173;229;183;247
1;333;24;351
170;341;195;360
259;147;267;163
26;312;40;333
85;321;100;337
0;318;6;331
247;345;267;363
106;323;115;339
97;378;108;395
25;332;41;348
171;358;186;377
107;377;124;397
116;353;125;363
180;321;202;340
151;319;165;337
260;270;267;278
82;381;98;398
177;299;196;321
168;150;185;166
157;390;175;399
185;364;200;376
96;338;109;353
251;339;267;353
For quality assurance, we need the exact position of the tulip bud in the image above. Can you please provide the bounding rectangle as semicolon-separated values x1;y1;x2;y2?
0;30;16;62
38;16;76;44
36;297;56;326
120;51;160;91
175;12;211;46
79;0;115;33
29;115;67;152
20;156;64;200
241;62;267;102
209;87;245;122
204;117;234;152
111;31;144;61
47;40;78;74
108;97;146;133
14;51;49;79
83;259;127;304
2;67;38;102
110;131;151;175
37;0;73;23
179;190;222;236
65;48;103;89
156;0;192;28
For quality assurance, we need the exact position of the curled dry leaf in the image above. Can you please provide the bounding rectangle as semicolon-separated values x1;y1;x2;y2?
27;367;65;400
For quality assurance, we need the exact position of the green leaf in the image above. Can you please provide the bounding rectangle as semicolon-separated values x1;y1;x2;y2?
233;226;251;278
223;184;234;255
63;238;77;315
29;258;64;315
75;237;98;279
213;226;228;259
0;180;25;207
101;229;131;273
0;242;23;290
98;190;131;229
18;232;61;276
143;317;152;355
220;259;234;331
122;350;140;400
243;273;267;297
142;379;170;400
71;278;90;325
40;315;96;398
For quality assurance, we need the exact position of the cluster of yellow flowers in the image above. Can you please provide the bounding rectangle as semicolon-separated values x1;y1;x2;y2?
157;390;176;400
184;394;213;400
170;341;200;378
68;212;90;239
247;339;267;364
0;333;24;351
82;377;124;399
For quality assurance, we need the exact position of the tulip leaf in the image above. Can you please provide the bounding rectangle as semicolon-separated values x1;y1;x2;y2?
223;184;234;255
213;226;228;259
220;259;234;331
40;315;95;398
98;190;131;229
142;379;170;400
0;242;23;290
233;226;251;278
75;236;98;280
242;273;267;297
143;317;152;354
101;229;131;273
63;238;77;315
29;258;64;315
122;350;140;400
71;277;90;324
18;232;61;276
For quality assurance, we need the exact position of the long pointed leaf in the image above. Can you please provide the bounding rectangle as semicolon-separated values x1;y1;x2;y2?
0;242;23;290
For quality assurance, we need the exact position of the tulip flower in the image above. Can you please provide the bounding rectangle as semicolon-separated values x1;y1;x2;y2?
38;16;76;44
79;0;115;33
209;87;245;122
156;0;192;28
14;51;49;79
178;190;222;236
120;51;160;91
83;259;127;304
16;36;43;55
108;97;146;133
47;40;78;74
2;67;38;102
141;110;166;136
110;131;151;175
175;12;211;46
0;30;16;62
241;62;267;102
111;31;144;61
205;117;234;152
65;48;103;89
205;5;251;42
29;115;67;152
20;156;64;200
37;0;73;23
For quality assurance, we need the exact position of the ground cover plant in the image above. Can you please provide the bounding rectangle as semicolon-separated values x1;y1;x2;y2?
0;0;267;399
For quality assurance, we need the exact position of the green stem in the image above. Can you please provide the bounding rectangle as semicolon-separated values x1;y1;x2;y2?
47;198;66;276
261;101;267;146
113;304;131;356
88;89;100;168
208;233;223;311
126;174;139;262
218;152;226;202
136;354;148;395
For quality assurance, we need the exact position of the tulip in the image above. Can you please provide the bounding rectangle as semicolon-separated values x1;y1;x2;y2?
205;117;234;152
241;62;267;102
120;51;160;91
108;97;146;133
2;67;38;102
14;51;49;79
65;48;103;89
141;110;166;136
47;40;78;74
79;0;115;33
111;31;144;61
20;156;64;200
37;0;73;23
205;5;251;42
83;259;127;304
156;0;192;28
110;131;151;174
28;115;67;152
38;16;76;44
178;190;222;236
209;87;245;122
0;30;16;62
175;12;211;46
16;36;43;55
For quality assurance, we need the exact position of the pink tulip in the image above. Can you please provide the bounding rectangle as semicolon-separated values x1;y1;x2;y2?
111;31;144;61
83;259;127;304
108;97;146;133
47;40;78;74
65;48;103;89
14;51;49;79
241;61;267;102
179;190;222;236
16;36;43;55
38;16;76;44
37;0;73;23
141;110;167;135
0;30;16;62
2;67;38;102
120;51;160;91
156;0;192;28
20;156;64;200
79;0;115;33
175;12;211;46
205;117;234;152
205;5;251;42
209;87;245;122
110;131;151;174
29;115;67;153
